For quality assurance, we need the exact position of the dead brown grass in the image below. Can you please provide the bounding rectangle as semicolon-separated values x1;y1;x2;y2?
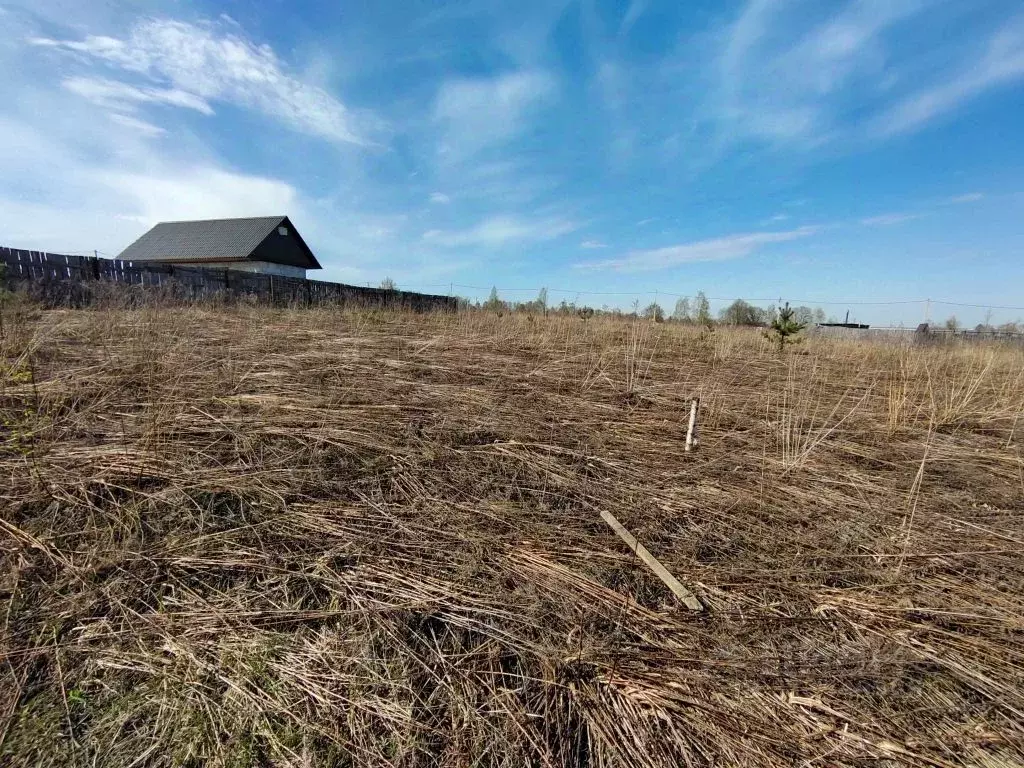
1;304;1023;767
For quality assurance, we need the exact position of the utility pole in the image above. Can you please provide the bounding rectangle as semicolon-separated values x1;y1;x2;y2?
925;298;931;325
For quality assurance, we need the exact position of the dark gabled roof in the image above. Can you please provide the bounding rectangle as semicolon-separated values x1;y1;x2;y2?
116;216;321;269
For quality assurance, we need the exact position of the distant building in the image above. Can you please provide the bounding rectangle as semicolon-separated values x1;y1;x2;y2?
117;216;321;279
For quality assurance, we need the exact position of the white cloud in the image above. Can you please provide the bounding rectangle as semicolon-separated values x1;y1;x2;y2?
872;25;1024;135
0;162;298;256
948;192;984;204
861;212;923;226
101;168;298;227
576;226;817;272
861;193;982;224
873;19;1024;136
355;222;397;241
439;159;560;206
422;214;578;248
0;108;301;251
717;3;1024;146
580;239;609;249
63;76;214;115
3;14;539;288
429;192;451;204
108;113;167;137
31;19;369;144
0;112;418;284
434;70;556;160
620;0;649;35
715;0;924;145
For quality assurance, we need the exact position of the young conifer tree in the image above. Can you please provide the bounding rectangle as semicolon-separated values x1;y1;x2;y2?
766;301;806;352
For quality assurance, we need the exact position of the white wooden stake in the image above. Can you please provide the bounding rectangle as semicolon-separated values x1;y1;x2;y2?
685;397;700;452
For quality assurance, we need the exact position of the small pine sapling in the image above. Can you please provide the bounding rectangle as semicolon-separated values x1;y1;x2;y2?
766;302;806;352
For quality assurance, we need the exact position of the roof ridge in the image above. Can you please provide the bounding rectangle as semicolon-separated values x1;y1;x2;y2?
154;215;287;225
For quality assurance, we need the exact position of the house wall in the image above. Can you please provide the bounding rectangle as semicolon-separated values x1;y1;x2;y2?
199;261;307;278
251;224;318;269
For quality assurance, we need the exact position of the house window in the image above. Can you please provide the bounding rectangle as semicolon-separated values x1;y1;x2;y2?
278;226;288;236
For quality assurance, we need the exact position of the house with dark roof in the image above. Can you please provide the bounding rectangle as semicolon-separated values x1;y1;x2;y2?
117;216;321;279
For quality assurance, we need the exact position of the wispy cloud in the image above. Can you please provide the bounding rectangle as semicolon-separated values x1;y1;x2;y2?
861;212;924;226
861;193;982;225
107;113;167;138
580;239;609;249
712;2;1024;148
31;19;372;144
715;0;923;145
576;226;817;272
948;192;984;204
620;0;649;35
429;192;451;204
873;18;1024;136
63;76;214;115
422;214;578;248
434;70;556;161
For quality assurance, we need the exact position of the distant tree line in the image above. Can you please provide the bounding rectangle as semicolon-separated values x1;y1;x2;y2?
943;314;1021;334
710;299;827;327
392;280;1021;333
460;287;844;328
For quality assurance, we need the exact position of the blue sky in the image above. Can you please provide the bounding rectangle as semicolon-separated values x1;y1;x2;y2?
2;0;1024;325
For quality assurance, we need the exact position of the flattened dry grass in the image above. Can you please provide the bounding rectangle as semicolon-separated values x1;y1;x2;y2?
2;304;1024;767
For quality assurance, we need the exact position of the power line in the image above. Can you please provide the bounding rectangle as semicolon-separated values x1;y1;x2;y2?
345;282;1024;313
930;300;1024;311
431;283;1024;309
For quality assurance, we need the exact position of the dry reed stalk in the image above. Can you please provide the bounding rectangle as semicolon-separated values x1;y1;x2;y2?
1;303;1023;767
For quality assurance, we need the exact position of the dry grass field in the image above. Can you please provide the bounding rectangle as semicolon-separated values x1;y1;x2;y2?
2;303;1023;767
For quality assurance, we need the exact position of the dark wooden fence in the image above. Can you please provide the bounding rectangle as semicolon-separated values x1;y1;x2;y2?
0;246;456;312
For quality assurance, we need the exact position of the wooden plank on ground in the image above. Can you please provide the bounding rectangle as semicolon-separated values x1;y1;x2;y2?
600;510;703;611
